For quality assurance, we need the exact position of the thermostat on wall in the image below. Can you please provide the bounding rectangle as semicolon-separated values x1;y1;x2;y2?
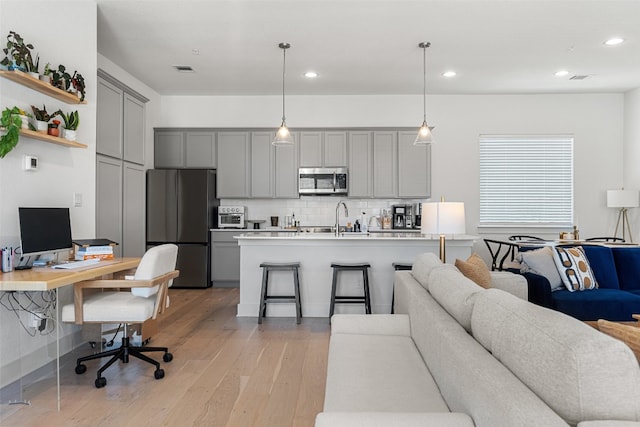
24;155;38;171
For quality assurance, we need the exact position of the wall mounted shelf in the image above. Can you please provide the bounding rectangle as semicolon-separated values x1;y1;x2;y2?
0;70;86;104
19;128;87;148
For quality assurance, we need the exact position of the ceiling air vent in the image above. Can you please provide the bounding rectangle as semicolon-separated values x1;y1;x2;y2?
173;65;194;73
569;75;588;80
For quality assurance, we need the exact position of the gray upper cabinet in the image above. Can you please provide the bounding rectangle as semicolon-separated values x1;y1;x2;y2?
274;133;299;198
217;132;250;198
154;131;185;168
251;132;274;198
123;94;145;164
398;131;431;198
348;131;373;198
185;131;216;168
373;131;397;198
299;131;347;167
96;78;123;159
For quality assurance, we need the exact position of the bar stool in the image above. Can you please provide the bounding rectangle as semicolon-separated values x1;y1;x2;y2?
330;262;371;316
391;262;413;314
258;262;302;324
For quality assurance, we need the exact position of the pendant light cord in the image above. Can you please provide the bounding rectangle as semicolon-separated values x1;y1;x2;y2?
422;42;429;123
281;45;287;123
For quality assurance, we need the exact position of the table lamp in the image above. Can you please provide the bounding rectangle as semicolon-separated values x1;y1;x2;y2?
607;189;639;242
421;200;466;262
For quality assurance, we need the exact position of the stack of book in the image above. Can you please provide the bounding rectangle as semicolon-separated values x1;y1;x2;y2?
75;245;114;260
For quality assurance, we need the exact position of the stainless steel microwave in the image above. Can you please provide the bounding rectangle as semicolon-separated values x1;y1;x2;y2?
299;167;348;195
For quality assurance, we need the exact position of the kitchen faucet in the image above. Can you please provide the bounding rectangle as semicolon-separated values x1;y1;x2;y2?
335;201;349;237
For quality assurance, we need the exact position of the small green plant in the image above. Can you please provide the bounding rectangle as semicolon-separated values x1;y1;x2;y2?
0;31;35;71
0;106;22;158
43;62;51;76
59;110;79;130
31;104;53;122
50;64;70;90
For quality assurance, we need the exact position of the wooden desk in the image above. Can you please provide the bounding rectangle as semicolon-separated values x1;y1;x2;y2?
0;257;141;409
0;258;141;291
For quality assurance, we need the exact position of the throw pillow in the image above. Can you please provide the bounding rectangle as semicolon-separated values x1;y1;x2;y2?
520;246;564;291
552;246;598;292
455;253;491;289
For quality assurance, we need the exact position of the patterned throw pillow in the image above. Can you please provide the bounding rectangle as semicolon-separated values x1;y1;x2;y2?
455;253;492;289
552;246;598;292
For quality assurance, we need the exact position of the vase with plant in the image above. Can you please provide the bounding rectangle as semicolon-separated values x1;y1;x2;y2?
25;52;39;79
30;104;52;133
39;62;52;84
16;108;30;129
59;110;79;141
0;106;22;158
48;119;61;137
70;71;86;101
50;64;70;91
0;31;35;72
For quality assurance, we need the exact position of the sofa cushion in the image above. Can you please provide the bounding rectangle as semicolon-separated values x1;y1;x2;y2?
552;246;598;291
581;245;620;289
455;253;491;288
428;266;482;333
520;246;564;291
471;289;640;425
552;288;640;322
613;247;640;291
411;252;443;290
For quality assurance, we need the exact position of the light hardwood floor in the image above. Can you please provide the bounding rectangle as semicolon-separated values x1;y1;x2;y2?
1;288;330;427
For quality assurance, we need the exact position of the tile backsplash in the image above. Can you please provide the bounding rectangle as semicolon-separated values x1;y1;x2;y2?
222;197;425;227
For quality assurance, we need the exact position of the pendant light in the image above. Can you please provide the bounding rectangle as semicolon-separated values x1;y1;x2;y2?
273;42;294;145
415;41;434;145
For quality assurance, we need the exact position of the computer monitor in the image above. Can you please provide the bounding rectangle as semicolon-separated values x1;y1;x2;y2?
18;207;73;256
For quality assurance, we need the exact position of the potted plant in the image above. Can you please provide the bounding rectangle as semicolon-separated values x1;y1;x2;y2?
70;71;86;101
48;119;61;137
50;64;70;91
16;108;30;129
0;31;35;72
0;106;22;158
59;110;79;141
30;104;52;133
25;52;39;79
39;62;52;84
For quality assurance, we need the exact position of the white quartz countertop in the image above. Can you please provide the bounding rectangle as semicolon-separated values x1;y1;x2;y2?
235;232;478;241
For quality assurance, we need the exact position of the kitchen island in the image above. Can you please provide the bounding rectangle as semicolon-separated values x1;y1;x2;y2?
235;232;478;318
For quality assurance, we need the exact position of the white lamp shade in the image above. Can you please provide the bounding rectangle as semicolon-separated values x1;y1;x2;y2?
607;190;639;208
421;202;466;235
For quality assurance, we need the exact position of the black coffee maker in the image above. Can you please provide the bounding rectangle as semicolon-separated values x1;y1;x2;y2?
413;203;422;228
392;204;413;229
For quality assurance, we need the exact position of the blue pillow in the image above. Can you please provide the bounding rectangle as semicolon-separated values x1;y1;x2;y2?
581;245;620;290
612;247;640;291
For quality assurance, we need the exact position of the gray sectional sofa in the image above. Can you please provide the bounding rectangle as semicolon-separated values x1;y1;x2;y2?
316;253;640;427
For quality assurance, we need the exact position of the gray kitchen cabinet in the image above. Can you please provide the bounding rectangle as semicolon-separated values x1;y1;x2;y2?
185;131;216;168
96;78;123;159
211;231;241;287
398;131;431;198
217;132;251;198
154;131;185;168
299;131;347;167
373;131;397;198
96;155;123;258
122;162;146;257
274;132;299;198
251;132;274;198
348;131;373;198
123;94;145;165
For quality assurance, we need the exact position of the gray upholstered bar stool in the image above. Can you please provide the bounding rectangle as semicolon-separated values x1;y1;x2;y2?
258;262;302;324
329;262;371;316
391;262;413;314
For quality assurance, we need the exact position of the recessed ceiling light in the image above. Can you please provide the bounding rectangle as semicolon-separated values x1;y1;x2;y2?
192;49;200;55
604;37;624;46
173;65;194;73
442;71;456;78
555;70;570;77
304;71;318;78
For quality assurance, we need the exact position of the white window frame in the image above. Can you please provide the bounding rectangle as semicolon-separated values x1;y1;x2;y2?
479;134;574;228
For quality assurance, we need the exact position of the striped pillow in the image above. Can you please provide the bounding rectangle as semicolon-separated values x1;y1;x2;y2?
552;246;598;291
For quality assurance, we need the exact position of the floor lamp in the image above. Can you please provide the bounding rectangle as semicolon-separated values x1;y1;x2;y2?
421;200;466;263
607;189;639;243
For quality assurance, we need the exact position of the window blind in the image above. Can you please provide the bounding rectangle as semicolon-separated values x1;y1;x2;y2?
479;135;574;226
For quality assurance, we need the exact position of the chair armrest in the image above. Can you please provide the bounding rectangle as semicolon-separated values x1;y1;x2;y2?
73;270;179;324
522;271;554;308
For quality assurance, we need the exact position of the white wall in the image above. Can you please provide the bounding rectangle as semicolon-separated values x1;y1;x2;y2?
160;93;625;242
0;0;97;387
624;88;640;242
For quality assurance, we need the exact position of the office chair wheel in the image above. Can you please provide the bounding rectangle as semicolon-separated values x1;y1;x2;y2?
75;364;87;375
154;369;165;380
163;352;173;363
95;377;107;388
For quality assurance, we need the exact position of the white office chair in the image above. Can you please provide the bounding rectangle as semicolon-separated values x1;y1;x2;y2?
62;244;179;388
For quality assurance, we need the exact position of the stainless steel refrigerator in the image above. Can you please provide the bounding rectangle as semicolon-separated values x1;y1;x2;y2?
146;169;218;288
